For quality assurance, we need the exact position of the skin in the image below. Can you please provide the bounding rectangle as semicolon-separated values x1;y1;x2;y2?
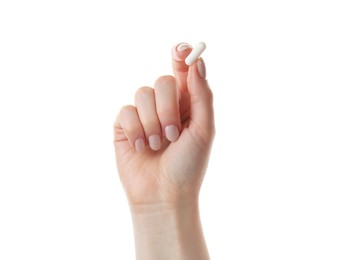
113;43;215;260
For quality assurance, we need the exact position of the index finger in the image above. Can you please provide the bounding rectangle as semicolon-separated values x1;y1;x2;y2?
171;43;192;92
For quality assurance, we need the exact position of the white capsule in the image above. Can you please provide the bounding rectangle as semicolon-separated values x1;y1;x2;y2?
185;42;206;66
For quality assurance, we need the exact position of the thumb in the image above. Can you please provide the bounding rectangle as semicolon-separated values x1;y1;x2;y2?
187;58;215;141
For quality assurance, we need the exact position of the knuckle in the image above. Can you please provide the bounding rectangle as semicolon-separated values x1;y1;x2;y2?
142;119;160;132
113;117;119;130
120;105;136;116
157;108;175;119
200;87;214;109
154;75;176;90
118;105;142;136
135;86;154;101
204;86;214;102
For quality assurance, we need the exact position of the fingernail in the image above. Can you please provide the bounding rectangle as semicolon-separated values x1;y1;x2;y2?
165;125;179;142
149;135;161;151
197;58;206;79
177;43;192;52
135;138;145;152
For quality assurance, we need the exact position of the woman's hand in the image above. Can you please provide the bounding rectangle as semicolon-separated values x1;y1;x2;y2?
114;43;214;209
113;42;214;260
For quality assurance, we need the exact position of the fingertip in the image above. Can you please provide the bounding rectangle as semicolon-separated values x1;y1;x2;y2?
148;134;162;151
165;124;179;142
196;57;206;79
188;57;207;83
134;138;146;152
171;43;192;62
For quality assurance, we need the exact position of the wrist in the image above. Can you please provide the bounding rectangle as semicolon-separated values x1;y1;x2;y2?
130;199;210;260
130;199;199;234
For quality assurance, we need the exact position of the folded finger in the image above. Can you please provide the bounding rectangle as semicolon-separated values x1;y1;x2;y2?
171;42;192;92
154;75;181;142
135;87;162;151
118;105;146;152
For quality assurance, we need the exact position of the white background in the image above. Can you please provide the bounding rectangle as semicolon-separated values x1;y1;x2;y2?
1;0;344;259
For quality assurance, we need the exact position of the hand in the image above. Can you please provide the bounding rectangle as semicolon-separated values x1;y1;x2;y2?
114;43;214;260
113;43;215;210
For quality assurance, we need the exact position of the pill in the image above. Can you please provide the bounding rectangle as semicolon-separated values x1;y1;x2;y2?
185;42;206;66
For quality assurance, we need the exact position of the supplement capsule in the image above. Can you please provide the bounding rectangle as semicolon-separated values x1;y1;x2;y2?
185;42;206;65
